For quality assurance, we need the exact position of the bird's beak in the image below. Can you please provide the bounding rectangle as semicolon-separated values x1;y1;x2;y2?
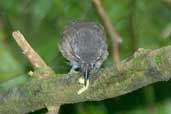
82;65;90;86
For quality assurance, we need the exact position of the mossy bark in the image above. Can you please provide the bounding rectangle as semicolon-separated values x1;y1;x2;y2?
0;46;171;114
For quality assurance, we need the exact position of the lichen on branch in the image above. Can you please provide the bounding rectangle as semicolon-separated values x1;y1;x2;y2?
0;38;171;113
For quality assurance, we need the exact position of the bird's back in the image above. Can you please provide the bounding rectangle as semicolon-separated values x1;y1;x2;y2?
59;21;107;64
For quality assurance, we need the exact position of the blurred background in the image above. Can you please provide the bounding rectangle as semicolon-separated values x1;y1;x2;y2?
0;0;171;114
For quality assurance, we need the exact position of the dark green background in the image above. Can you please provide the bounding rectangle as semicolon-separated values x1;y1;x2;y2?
0;0;171;114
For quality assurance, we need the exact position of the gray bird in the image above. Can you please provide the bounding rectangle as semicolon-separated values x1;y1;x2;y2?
58;21;108;93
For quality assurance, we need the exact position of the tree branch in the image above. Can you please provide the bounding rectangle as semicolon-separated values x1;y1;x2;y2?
11;31;60;113
1;41;171;113
128;0;138;52
162;22;171;38
92;0;122;68
12;31;48;69
46;105;60;114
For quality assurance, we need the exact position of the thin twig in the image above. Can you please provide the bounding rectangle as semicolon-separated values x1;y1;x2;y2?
12;31;55;78
128;0;138;52
12;31;48;69
162;23;171;38
12;31;56;79
92;0;121;69
163;0;171;5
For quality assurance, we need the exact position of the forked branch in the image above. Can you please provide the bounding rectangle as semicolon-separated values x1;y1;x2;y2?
0;32;171;113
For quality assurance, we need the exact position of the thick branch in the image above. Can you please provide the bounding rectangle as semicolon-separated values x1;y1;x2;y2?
12;31;60;113
0;45;171;114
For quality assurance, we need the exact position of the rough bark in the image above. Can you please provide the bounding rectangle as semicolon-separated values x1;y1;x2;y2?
0;45;171;114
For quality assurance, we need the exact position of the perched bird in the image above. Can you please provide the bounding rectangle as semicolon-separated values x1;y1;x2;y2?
58;21;108;94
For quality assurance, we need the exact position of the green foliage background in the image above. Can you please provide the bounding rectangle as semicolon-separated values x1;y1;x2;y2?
0;0;171;114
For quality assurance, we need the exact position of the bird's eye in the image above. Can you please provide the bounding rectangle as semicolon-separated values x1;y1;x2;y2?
75;67;80;72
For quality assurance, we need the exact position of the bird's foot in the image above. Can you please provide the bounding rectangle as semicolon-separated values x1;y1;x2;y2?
69;68;79;74
69;61;79;74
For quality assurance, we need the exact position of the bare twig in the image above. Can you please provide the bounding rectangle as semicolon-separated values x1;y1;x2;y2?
1;44;171;114
12;31;55;79
12;31;48;69
92;0;122;68
128;0;138;52
162;23;171;38
163;0;171;5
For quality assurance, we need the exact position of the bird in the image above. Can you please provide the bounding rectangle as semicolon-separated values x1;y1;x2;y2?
58;21;108;94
